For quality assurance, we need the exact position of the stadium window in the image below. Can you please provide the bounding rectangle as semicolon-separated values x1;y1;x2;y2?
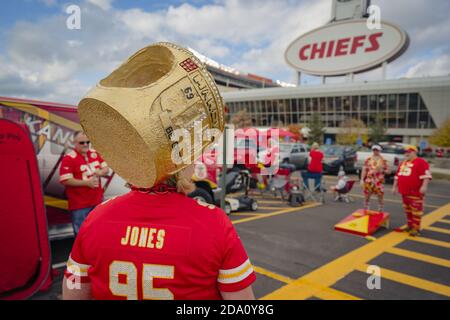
298;99;304;113
399;94;407;111
387;112;397;128
352;96;359;112
429;114;437;129
409;93;419;111
291;99;298;114
261;100;267;114
408;111;419;128
319;97;326;112
419;95;427;111
398;112;407;128
326;97;332;113
369;95;377;111
419;112;429;128
342;96;350;112
271;100;277;113
388;94;397;112
311;98;318;112
335;97;342;112
379;95;387;111
360;95;368;111
361;112;369;127
305;98;311;112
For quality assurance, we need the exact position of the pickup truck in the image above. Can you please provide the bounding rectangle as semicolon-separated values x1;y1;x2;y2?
355;142;406;181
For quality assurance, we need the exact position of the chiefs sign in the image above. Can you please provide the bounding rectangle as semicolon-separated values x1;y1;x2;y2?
285;19;409;76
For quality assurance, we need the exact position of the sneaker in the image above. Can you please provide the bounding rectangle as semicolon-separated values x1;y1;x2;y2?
409;229;421;237
334;196;340;202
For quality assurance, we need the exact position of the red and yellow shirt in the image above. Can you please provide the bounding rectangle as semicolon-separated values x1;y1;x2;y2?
64;191;256;300
59;149;107;210
395;157;432;195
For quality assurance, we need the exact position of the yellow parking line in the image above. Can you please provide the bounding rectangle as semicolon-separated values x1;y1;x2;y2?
258;206;286;210
257;200;286;204
232;213;264;217
356;264;450;297
253;265;361;300
232;203;320;225
407;236;450;249
350;194;440;209
253;266;294;284
314;287;362;301
425;226;450;235
262;203;450;300
386;247;450;268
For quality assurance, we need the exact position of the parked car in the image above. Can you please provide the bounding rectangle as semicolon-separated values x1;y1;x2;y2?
258;142;309;170
320;145;357;174
355;142;406;181
283;143;310;169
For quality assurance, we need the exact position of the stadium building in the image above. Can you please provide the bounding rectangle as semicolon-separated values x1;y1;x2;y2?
222;76;450;145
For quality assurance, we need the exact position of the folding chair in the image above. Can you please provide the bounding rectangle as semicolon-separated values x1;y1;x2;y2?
301;171;326;203
334;180;356;203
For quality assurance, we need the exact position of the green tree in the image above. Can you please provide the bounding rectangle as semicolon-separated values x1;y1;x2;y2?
429;116;450;147
336;118;367;145
231;109;253;129
307;113;326;144
369;114;387;144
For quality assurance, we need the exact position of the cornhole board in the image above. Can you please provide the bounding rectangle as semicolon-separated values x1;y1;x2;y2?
0;119;51;300
334;209;390;237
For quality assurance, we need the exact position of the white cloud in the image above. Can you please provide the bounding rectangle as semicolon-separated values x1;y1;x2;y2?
405;55;450;78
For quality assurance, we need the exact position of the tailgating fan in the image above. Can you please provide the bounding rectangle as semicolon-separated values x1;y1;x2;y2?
393;145;432;237
62;42;256;300
360;145;389;212
59;131;109;235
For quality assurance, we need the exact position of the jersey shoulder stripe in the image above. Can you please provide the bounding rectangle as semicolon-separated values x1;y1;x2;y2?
217;259;254;284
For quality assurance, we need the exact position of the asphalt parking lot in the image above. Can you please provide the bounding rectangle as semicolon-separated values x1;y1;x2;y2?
33;175;450;300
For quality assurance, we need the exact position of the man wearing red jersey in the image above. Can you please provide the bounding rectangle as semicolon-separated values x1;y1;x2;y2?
393;145;432;237
62;42;255;300
302;142;324;192
63;172;255;300
59;131;109;235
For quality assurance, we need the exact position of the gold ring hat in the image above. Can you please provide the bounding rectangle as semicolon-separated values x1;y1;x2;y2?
78;42;225;187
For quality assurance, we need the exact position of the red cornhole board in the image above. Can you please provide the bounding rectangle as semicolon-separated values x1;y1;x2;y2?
0;119;51;300
334;209;390;237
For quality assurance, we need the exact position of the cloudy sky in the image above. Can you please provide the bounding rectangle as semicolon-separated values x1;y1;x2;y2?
0;0;449;104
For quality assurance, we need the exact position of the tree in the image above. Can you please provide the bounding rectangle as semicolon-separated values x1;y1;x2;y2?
429;116;450;147
287;124;302;140
231;110;253;129
307;113;326;144
336;118;367;145
369;114;387;144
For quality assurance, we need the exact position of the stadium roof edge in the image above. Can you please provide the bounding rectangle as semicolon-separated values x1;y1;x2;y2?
221;76;450;101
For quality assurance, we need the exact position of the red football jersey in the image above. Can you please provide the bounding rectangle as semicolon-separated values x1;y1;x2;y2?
59;149;107;210
64;191;256;300
395;157;432;195
308;150;324;173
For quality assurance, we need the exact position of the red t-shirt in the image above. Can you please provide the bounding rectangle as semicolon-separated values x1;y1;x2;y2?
59;149;107;210
308;149;324;173
395;157;432;195
64;191;256;300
